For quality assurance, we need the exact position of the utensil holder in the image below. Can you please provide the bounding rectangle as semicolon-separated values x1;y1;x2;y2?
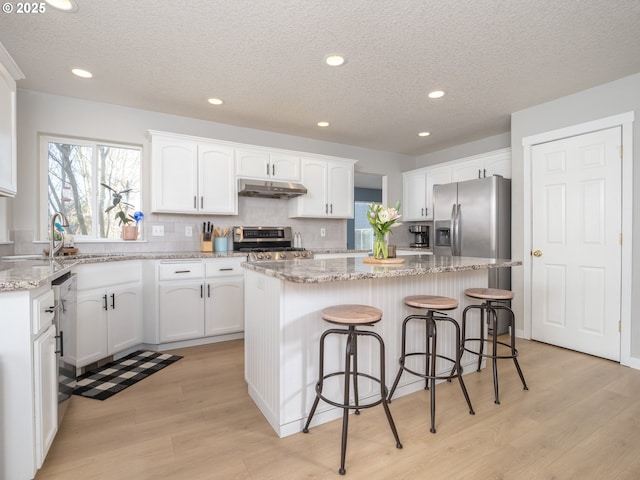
200;234;213;252
214;237;228;253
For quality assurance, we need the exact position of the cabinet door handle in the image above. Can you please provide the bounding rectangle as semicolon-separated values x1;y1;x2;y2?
201;196;204;209
208;284;211;297
193;196;197;209
483;168;487;178
200;284;204;298
272;164;275;176
425;207;428;216
330;204;333;214
325;203;328;214
478;169;482;179
103;294;108;310
55;330;64;356
421;207;424;216
111;293;116;309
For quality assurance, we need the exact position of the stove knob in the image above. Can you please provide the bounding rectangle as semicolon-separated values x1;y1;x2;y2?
256;253;264;260
265;253;272;260
293;252;299;258
280;252;287;259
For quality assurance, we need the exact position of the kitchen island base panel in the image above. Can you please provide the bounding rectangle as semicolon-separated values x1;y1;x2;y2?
244;267;488;438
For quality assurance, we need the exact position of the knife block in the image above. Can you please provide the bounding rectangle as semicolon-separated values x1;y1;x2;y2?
200;234;213;253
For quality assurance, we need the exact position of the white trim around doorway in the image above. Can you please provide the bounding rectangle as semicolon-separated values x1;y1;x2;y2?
521;111;635;368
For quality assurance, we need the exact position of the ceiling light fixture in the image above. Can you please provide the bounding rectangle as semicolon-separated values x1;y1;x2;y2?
428;90;445;99
317;121;330;127
418;131;431;137
207;98;224;105
71;68;92;78
44;0;79;12
324;54;346;67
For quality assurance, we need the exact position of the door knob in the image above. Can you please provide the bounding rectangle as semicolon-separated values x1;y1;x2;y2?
533;250;542;257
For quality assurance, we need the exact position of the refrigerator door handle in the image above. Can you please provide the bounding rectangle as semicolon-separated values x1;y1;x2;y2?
454;203;462;256
450;204;457;255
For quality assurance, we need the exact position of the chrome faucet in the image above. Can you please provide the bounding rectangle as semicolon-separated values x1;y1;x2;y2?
50;211;69;259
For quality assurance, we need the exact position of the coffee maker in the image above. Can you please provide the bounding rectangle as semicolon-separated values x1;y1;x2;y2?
409;225;430;248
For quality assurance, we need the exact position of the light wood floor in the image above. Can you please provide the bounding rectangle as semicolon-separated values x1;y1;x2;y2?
36;338;640;480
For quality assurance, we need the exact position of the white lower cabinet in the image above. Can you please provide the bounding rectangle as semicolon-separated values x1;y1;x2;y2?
33;323;57;468
157;258;245;344
159;280;206;342
205;277;244;336
75;261;142;368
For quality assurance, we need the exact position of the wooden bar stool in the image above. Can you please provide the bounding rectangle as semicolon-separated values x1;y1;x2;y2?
461;288;528;404
388;295;474;434
303;304;402;475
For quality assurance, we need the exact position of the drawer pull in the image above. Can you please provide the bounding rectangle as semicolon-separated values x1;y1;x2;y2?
174;270;192;274
219;268;233;271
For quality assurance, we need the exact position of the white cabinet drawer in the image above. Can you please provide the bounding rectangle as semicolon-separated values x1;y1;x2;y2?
33;289;55;335
158;261;205;280
205;257;245;278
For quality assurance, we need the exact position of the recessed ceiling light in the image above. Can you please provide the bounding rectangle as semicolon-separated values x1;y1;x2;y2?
207;98;224;105
317;121;330;127
71;68;92;78
418;131;431;137
428;90;445;99
324;55;346;67
45;0;78;12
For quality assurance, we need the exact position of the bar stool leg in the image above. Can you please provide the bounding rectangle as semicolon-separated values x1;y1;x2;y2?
387;315;411;401
372;330;403;450
303;329;330;433
350;329;361;415
498;304;528;392
339;329;353;475
489;305;500;404
427;315;437;433
477;306;485;372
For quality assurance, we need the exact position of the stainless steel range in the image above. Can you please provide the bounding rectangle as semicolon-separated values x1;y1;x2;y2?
233;226;314;261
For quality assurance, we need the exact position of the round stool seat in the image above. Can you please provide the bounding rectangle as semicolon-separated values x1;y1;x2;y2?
405;295;458;310
321;304;383;325
464;288;514;301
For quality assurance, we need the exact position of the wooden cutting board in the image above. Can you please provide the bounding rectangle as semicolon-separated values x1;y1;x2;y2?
362;257;405;264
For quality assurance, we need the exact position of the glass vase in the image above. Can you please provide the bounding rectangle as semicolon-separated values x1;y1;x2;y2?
373;231;388;260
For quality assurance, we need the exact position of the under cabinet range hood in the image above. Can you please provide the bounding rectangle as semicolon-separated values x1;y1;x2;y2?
237;178;307;199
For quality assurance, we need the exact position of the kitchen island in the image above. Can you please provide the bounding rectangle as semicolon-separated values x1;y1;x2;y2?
242;254;521;438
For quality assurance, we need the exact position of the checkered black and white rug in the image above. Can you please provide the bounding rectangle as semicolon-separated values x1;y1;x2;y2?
74;350;182;401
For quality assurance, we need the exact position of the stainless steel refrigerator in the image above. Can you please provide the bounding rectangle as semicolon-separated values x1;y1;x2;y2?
433;175;511;333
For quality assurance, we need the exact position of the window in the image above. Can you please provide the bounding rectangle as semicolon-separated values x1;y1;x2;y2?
44;136;141;240
354;201;374;250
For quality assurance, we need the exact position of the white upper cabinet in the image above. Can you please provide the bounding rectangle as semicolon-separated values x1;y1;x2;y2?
0;56;18;197
289;157;356;218
451;148;512;182
403;170;428;221
403;148;511;221
150;132;237;214
236;148;300;181
403;165;451;221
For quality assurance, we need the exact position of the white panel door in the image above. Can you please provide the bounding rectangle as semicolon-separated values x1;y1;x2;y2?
531;127;621;360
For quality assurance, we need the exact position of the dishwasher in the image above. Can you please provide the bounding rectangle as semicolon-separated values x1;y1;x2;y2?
52;272;77;425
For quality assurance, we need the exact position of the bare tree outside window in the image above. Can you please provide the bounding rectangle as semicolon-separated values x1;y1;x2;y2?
46;137;141;239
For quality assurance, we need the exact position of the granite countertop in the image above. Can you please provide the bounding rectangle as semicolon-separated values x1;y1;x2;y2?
0;251;247;292
242;254;521;284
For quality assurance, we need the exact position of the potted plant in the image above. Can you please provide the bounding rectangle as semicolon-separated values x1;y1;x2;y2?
101;183;143;240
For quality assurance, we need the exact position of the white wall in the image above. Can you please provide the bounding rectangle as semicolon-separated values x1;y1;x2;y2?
511;72;640;359
13;90;414;253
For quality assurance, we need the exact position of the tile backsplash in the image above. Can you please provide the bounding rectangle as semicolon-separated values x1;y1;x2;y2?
12;196;350;255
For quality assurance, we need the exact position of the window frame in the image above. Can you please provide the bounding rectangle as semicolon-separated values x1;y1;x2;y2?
39;134;143;242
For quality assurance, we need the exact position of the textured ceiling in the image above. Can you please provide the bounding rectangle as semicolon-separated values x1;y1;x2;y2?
2;0;640;156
